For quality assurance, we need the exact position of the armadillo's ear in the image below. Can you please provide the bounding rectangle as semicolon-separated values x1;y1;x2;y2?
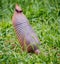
15;4;23;13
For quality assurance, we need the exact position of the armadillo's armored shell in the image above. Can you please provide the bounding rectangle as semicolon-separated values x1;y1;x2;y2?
12;4;40;54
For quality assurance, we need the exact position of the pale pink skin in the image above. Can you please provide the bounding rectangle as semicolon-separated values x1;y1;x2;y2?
12;4;40;54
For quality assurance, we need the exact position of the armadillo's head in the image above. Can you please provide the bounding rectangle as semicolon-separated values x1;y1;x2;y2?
15;4;23;13
12;4;27;26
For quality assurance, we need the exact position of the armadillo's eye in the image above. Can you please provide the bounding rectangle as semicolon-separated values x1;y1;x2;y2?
15;9;23;13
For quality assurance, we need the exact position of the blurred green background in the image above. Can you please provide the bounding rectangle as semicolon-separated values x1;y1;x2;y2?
0;0;60;64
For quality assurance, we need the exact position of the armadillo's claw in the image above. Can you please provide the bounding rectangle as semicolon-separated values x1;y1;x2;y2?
34;49;40;55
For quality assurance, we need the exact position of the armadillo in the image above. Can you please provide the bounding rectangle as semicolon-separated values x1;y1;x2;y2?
12;4;40;54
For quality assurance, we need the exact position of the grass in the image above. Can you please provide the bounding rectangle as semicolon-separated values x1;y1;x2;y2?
0;0;60;64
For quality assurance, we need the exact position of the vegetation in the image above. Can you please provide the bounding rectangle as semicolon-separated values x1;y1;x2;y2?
0;0;60;64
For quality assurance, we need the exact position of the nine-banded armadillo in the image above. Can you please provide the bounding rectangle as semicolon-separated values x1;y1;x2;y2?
12;4;40;54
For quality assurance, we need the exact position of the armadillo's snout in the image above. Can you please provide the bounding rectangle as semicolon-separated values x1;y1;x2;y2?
15;4;23;13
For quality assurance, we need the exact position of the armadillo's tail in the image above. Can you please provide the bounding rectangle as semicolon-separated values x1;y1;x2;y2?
34;49;40;55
